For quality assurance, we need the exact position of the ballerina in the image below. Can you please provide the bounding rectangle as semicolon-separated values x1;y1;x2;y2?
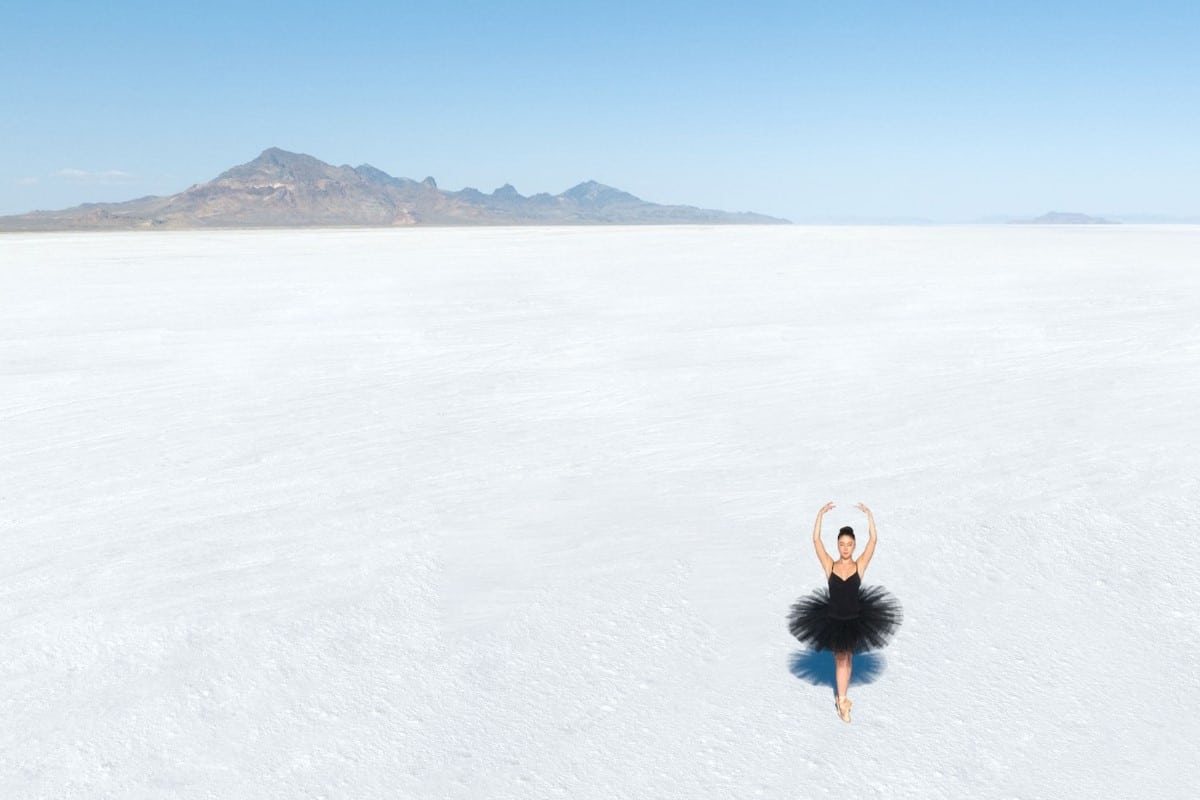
787;502;903;722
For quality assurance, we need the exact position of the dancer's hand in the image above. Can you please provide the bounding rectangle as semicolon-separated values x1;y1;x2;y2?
819;502;835;515
856;502;873;517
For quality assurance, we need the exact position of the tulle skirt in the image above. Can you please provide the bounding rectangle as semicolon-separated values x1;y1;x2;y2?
787;585;903;653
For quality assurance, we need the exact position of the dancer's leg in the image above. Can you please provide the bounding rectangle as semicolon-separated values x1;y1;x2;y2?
834;650;853;721
835;650;852;698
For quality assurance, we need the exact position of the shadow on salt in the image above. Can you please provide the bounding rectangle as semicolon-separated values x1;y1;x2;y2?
788;650;887;695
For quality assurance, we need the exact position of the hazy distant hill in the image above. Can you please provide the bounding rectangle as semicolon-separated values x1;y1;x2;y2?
0;148;788;230
1012;211;1117;225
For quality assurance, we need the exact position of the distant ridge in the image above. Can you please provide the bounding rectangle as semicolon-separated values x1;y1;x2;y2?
1011;211;1117;225
0;148;789;230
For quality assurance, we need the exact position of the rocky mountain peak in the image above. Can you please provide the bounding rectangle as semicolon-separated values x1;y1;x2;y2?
216;147;338;185
492;183;522;199
559;180;639;207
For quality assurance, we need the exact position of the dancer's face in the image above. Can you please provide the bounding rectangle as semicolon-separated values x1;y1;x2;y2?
837;535;855;559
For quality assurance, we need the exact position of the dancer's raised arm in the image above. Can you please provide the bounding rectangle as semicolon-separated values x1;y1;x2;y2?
813;502;834;577
855;503;878;576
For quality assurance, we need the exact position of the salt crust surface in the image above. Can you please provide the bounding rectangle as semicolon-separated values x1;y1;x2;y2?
2;225;1197;798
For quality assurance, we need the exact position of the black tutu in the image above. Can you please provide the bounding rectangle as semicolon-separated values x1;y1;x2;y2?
787;585;903;653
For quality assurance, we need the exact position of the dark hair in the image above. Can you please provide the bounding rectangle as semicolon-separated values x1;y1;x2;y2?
837;526;855;540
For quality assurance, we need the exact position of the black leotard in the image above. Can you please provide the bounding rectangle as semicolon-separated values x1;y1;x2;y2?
827;569;861;619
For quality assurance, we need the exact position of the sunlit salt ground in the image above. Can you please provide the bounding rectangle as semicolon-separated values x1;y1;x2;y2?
2;225;1198;798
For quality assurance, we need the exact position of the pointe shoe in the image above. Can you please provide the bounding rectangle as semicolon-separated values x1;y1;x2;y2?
836;696;852;723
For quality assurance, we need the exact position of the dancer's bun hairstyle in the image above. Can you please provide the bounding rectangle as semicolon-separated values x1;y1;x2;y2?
838;526;855;540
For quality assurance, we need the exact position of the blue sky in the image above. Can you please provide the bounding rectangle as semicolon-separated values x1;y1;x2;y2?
3;0;1198;220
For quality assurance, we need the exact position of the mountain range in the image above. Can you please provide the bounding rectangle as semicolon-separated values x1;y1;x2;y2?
0;148;788;230
1012;211;1117;224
